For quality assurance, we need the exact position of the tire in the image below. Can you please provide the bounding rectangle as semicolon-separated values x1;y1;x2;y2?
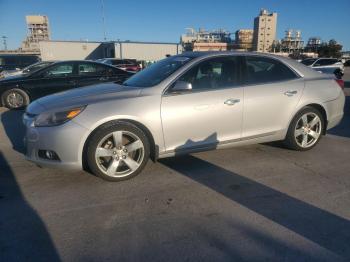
284;106;325;151
2;88;30;109
86;121;150;181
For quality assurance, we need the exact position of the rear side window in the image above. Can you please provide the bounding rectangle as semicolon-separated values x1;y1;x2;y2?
78;63;108;76
244;56;297;84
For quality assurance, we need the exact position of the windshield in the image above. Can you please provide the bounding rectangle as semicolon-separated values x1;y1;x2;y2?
23;61;53;74
123;56;192;87
301;59;317;66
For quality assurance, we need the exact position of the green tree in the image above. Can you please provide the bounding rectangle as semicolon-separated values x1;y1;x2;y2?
317;39;343;58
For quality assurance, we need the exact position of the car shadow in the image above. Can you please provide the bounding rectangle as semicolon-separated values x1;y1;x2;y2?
160;133;350;259
1;109;26;154
0;152;60;261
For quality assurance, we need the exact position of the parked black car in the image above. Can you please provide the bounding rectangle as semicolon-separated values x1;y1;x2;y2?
0;54;40;73
0;60;133;109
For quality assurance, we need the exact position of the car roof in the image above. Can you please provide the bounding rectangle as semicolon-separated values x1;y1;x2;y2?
177;51;322;78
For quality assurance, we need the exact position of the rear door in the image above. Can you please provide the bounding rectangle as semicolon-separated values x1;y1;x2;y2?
241;55;304;138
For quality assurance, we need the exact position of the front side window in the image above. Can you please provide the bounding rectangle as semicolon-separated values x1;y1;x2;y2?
123;56;193;87
177;57;239;90
244;56;297;84
43;63;74;77
23;61;53;74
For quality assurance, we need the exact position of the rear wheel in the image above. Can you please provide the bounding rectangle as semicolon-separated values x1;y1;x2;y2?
284;107;324;151
86;121;150;181
2;89;30;109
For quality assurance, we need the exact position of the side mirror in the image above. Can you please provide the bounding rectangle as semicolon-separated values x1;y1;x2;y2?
171;81;192;93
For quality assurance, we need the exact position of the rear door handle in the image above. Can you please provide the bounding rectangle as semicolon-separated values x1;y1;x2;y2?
284;90;298;96
224;98;240;106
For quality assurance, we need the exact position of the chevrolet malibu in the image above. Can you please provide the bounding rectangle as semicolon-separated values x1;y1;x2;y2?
23;52;345;181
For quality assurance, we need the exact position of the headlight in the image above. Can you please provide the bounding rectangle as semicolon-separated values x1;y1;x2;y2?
34;106;86;127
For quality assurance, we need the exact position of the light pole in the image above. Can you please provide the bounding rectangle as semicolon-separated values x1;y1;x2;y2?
1;36;7;50
100;0;107;41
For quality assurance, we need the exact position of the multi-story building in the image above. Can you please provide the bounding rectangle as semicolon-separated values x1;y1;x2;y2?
21;15;50;52
181;28;232;51
253;9;277;52
235;29;254;50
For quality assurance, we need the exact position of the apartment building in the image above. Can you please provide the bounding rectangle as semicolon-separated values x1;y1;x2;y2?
253;9;277;52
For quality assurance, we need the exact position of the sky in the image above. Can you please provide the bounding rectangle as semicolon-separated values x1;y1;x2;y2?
0;0;349;50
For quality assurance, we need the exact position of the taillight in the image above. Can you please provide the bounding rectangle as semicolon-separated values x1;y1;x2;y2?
335;79;344;89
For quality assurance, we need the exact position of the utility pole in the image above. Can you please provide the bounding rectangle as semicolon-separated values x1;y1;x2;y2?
100;0;107;41
1;36;7;50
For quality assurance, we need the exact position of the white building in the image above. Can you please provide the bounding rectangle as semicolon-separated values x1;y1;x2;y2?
39;40;182;61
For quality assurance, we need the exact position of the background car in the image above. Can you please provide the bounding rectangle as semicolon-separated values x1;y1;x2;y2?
97;58;141;72
0;61;55;78
23;52;345;182
0;60;133;109
301;58;344;77
0;54;40;73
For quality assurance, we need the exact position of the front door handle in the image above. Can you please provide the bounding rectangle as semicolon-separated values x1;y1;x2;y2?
284;90;298;96
99;76;109;81
224;98;240;106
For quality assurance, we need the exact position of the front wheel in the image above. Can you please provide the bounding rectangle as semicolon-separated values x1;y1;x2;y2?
2;89;30;109
284;107;324;151
86;121;150;181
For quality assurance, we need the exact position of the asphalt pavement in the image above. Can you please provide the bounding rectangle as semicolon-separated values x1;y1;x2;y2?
0;70;350;261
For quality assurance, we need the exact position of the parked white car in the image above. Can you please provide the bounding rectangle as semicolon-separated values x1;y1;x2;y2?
301;58;344;77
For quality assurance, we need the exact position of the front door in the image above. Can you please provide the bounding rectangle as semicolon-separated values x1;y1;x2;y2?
26;62;77;100
161;56;243;153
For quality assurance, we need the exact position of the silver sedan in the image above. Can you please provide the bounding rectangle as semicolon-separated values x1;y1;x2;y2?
23;52;345;181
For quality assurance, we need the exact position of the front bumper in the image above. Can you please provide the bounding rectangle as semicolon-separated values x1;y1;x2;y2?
23;115;89;170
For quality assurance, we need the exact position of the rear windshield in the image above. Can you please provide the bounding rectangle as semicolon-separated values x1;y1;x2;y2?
301;59;317;66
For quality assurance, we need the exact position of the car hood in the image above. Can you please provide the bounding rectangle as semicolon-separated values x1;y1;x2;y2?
27;82;142;114
0;74;27;83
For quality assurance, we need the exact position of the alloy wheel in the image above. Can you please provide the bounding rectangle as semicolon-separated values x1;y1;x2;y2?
94;130;145;178
6;92;24;108
294;112;322;148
